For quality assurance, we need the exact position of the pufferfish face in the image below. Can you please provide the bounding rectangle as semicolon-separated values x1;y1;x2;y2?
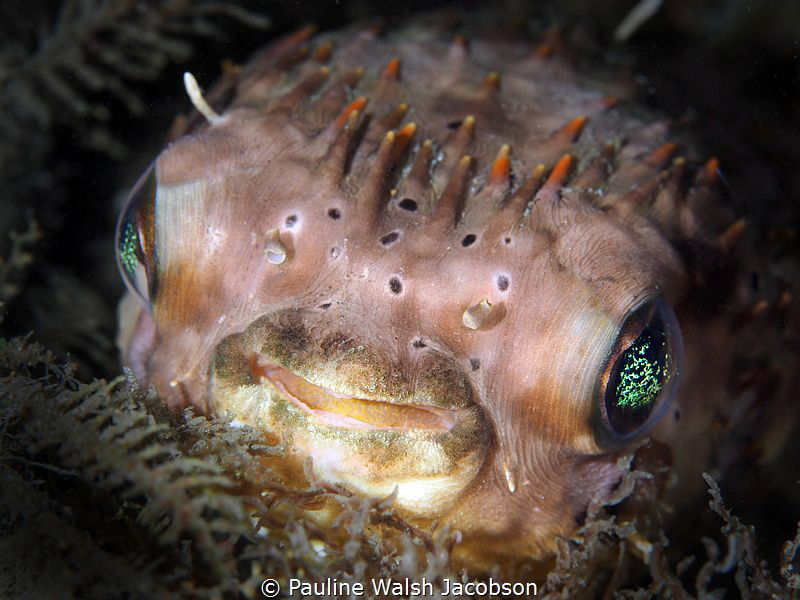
116;18;732;569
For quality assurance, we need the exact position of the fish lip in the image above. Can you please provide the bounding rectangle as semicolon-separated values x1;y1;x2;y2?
250;356;471;432
209;315;479;432
248;351;474;412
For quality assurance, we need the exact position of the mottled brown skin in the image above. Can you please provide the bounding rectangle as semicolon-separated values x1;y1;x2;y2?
117;16;794;574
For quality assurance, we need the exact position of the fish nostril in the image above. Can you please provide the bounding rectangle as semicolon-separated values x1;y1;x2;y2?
412;339;427;348
389;277;403;294
398;198;417;211
327;207;341;220
497;275;510;291
380;231;400;246
470;358;480;371
285;214;298;228
461;234;477;247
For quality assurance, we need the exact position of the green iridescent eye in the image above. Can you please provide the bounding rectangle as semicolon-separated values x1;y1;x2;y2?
599;300;682;441
115;162;157;306
613;327;668;411
118;221;140;277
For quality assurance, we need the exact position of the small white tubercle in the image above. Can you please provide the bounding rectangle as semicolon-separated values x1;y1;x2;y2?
504;466;516;494
265;229;287;265
183;72;224;125
462;298;492;330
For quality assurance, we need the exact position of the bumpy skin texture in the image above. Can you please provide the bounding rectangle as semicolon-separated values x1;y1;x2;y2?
117;16;784;572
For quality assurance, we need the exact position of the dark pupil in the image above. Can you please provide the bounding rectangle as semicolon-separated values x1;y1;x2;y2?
606;321;669;434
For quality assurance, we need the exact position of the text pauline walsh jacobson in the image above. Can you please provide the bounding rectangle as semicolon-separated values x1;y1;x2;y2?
287;577;538;596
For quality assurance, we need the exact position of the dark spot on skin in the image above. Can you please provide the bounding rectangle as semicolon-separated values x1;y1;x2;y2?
389;277;403;294
447;120;463;130
470;358;480;371
497;275;509;291
320;302;331;309
461;234;477;247
328;208;341;220
674;408;681;422
412;339;427;348
504;237;512;245
285;214;297;228
380;231;400;246
399;198;418;211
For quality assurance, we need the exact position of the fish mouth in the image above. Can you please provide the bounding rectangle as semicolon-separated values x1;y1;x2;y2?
208;312;489;516
248;355;469;432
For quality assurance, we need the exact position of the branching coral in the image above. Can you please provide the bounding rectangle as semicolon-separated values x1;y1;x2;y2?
0;336;250;596
699;474;798;597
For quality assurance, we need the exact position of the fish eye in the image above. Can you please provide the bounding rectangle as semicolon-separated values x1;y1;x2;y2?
595;299;682;446
115;162;157;307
